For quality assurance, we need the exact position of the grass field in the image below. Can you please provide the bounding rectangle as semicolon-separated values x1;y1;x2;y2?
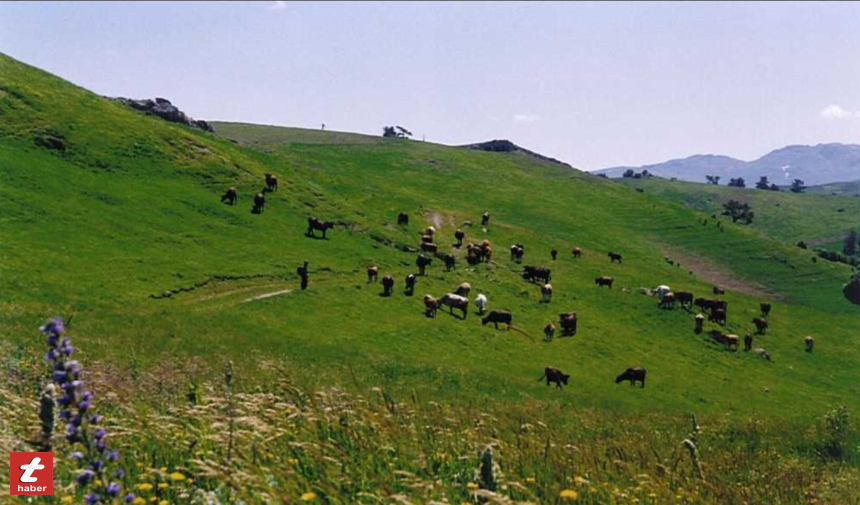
1;53;859;503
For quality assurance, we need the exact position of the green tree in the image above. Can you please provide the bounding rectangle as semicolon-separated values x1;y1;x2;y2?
722;199;755;224
790;179;807;193
756;176;771;189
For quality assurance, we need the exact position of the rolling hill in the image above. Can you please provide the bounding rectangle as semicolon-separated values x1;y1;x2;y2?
2;52;859;503
597;144;860;186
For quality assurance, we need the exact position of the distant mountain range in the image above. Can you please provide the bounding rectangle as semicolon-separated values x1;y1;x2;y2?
595;143;860;186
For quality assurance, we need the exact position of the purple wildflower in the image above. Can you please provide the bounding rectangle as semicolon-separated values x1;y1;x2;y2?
107;483;121;496
71;452;84;461
124;494;135;503
94;428;106;439
76;469;95;485
89;414;103;424
78;400;91;412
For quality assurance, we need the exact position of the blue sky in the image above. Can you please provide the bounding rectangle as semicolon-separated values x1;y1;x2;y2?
2;1;859;169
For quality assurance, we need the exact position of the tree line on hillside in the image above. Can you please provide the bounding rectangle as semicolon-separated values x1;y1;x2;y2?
705;175;807;193
382;126;412;138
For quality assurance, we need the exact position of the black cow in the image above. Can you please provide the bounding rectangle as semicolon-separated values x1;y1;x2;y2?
307;217;334;238
538;367;570;389
252;193;266;214
482;310;512;330
265;174;278;192
397;213;409;227
559;312;577;336
615;367;646;388
416;254;433;276
760;303;771;317
404;273;416;295
481;212;490;226
381;275;394;296
523;266;551;284
676;292;694;309
454;229;465;247
608;252;622;263
440;253;456;271
221;187;238;205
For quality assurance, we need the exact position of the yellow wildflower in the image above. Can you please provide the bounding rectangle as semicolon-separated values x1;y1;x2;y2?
159;467;167;473
61;497;73;504
136;483;154;492
560;489;579;500
169;472;185;481
132;498;146;505
574;476;590;486
158;482;169;490
466;482;479;490
525;476;536;484
301;492;317;501
288;458;298;465
159;501;169;505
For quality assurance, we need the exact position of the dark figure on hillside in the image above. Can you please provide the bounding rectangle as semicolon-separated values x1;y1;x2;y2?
252;193;266;214
307;217;334;238
551;249;558;261
744;333;753;352
454;229;466;248
405;273;416;295
694;314;705;334
538;367;570;389
416;254;433;276
608;252;622;263
222;187;238;205
760;303;771;317
397;213;409;227
615;367;646;388
572;247;581;258
482;212;490;226
265;174;278;192
382;275;394;296
297;261;309;290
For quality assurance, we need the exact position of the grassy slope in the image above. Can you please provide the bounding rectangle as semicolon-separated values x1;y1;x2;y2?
1;52;859;428
616;176;860;247
808;179;860;197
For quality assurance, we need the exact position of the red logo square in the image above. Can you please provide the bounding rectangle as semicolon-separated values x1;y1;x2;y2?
9;452;53;495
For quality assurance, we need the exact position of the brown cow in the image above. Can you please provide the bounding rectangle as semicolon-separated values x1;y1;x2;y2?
421;243;438;254
543;323;556;342
221;187;238;205
367;266;379;283
421;234;434;244
659;292;676;309
753;317;768;335
595;276;614;289
615;367;646;388
538;367;570;389
455;282;471;297
423;295;438;317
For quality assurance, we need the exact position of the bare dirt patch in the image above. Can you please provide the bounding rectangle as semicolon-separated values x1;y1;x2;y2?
662;246;784;301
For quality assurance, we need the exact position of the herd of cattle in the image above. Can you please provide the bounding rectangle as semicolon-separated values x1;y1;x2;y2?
222;177;817;391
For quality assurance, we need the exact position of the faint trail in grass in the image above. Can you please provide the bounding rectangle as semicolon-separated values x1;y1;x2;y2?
241;288;293;303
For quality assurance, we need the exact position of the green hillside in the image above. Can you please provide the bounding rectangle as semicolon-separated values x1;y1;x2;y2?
809;179;860;197
2;53;859;503
615;176;860;248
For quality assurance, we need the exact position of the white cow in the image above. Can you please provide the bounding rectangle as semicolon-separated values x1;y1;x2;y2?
474;294;488;315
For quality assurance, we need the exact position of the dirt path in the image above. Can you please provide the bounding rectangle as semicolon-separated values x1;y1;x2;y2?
241;289;294;303
661;246;783;301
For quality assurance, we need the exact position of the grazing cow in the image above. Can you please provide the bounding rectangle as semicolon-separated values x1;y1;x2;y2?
541;283;553;303
595;276;614;289
307;217;334;238
615;367;646;388
510;244;525;263
421;234;434;244
483;245;493;263
474;294;488;315
252;193;266;214
608;252;622;263
694;314;705;334
440;253;456;271
543;323;556;342
538;367;570;389
695;297;727;314
723;333;740;351
744;333;753;352
421;243;438;254
676;292;694;309
467;249;481;266
760;303;771;317
264;173;278;192
397;212;409;227
558;312;577;336
709;308;727;325
454;229;465;247
424;295;438;317
425;226;436;237
481;212;490;226
405;273;416;295
572;247;581;258
805;336;814;353
655;285;672;299
551;249;558;261
455;282;471;297
440;293;469;318
659;292;676;309
753;317;768;335
367;266;379;283
381;275;394;296
416;254;433;276
523;266;551;284
221;187;238;205
482;310;512;330
713;286;725;295
754;347;772;361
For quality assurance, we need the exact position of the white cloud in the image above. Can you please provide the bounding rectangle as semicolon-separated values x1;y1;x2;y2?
268;1;287;10
513;114;539;123
820;104;852;119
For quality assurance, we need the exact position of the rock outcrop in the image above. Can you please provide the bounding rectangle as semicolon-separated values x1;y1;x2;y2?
111;97;213;132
